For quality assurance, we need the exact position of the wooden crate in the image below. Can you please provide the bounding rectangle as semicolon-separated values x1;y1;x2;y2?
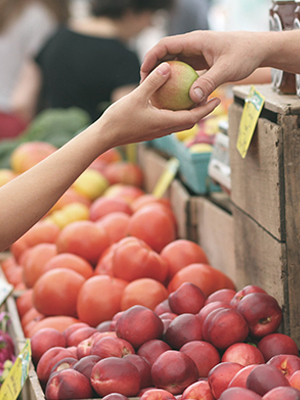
189;196;237;285
228;84;300;345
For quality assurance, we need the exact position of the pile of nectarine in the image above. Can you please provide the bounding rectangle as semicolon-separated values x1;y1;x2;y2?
26;282;300;400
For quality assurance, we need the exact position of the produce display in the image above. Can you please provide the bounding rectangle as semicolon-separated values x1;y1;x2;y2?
0;131;299;399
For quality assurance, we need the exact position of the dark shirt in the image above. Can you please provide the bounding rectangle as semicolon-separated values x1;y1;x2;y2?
35;27;141;121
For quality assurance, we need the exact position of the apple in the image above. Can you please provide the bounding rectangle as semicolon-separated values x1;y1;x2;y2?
91;335;135;359
137;339;172;366
221;343;265;366
150;61;199;111
45;368;93;400
236;293;282;338
115;305;164;349
262;386;300;399
73;354;101;380
168;282;206;315
90;357;141;397
179;340;220;378
205;289;237;305
36;346;75;388
208;362;244;399
257;333;299;361
230;285;267;308
139;388;177;400
219;387;263;399
30;327;66;365
228;364;258;389
246;364;290;396
181;380;214;400
151;350;199;395
202;307;249;350
49;357;78;376
124;354;153;389
267;354;300;379
165;313;203;349
66;326;97;347
198;301;233;325
289;370;300;390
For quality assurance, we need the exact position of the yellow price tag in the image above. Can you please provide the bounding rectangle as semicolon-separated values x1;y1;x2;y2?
125;143;137;164
152;157;180;199
236;85;265;158
0;339;31;400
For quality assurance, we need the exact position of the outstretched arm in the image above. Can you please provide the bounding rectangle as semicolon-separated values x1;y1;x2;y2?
0;62;220;252
141;30;300;104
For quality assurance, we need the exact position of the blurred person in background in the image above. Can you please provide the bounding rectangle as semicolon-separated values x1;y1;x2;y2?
0;0;70;139
12;0;174;124
167;0;211;35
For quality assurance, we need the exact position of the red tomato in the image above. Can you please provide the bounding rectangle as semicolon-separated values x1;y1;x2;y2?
112;237;168;283
33;268;85;317
127;204;177;252
76;275;128;327
160;239;209;282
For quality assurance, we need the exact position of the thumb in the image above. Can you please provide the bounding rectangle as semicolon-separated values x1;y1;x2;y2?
139;62;171;98
189;68;225;104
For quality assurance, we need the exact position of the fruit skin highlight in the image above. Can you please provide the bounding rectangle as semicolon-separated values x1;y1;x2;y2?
150;61;199;111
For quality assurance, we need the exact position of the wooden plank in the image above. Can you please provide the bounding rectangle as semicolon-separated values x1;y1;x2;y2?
229;102;285;241
283;124;300;346
190;197;237;285
232;205;289;335
233;84;300;115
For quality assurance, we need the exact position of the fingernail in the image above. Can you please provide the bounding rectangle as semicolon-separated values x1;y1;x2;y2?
193;87;205;102
156;63;170;76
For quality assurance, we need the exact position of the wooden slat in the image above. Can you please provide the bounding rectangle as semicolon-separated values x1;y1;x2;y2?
232;205;289;335
283;124;300;345
229;102;285;241
190;197;237;285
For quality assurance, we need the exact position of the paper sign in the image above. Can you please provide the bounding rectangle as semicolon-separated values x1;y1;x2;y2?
0;339;31;400
0;279;13;307
236;85;265;158
152;157;180;199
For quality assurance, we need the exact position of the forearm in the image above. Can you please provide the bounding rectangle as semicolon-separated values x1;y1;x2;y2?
0;121;110;251
258;30;300;74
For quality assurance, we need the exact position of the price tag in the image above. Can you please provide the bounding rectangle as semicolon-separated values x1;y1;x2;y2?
236;85;265;159
0;339;31;400
0;279;13;307
152;157;180;199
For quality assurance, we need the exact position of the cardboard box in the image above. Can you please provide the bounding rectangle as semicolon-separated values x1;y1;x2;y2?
229;84;300;345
